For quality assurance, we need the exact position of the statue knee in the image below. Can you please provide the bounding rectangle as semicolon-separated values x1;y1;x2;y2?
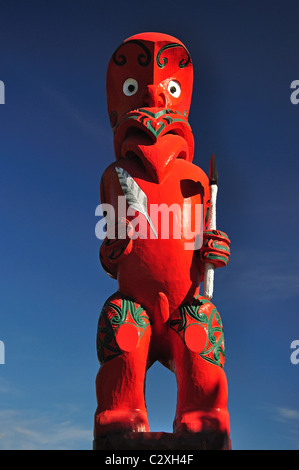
97;292;151;364
170;295;225;368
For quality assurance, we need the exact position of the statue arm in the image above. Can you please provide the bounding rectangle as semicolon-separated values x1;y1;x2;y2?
99;167;134;279
198;177;231;283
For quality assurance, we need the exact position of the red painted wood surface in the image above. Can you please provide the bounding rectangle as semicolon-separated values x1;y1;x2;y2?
94;33;231;446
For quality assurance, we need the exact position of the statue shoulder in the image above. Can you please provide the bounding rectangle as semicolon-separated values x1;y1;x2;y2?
191;163;209;184
176;159;209;185
100;162;120;203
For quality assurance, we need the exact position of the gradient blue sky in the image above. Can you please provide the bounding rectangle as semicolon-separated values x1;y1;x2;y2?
1;0;299;450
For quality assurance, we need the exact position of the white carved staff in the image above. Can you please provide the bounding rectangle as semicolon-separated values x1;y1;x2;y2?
203;154;218;299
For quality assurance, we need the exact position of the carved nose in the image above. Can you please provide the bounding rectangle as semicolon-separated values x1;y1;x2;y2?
142;85;166;108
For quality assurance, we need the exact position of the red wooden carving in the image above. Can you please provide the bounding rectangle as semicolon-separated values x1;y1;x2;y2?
94;32;231;446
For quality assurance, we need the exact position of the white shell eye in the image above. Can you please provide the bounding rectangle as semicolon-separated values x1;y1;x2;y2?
123;78;138;96
168;80;181;98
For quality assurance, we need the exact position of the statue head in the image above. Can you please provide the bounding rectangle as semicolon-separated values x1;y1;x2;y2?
106;32;195;182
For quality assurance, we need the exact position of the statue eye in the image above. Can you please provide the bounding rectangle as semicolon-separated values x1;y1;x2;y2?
123;78;138;96
168;80;181;98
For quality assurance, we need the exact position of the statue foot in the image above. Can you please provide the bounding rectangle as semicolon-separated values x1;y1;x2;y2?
173;408;230;435
94;408;149;437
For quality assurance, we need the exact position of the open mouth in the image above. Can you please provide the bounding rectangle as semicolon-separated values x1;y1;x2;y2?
113;108;194;183
121;126;188;160
119;125;189;183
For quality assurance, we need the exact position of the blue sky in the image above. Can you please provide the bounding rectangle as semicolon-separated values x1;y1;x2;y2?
0;0;299;450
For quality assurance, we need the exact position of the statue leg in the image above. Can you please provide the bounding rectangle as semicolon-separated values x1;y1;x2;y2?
94;292;151;437
169;295;230;436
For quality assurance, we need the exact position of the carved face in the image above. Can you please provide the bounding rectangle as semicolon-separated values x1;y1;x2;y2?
106;32;195;182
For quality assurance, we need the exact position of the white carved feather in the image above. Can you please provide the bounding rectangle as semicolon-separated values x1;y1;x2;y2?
115;167;158;238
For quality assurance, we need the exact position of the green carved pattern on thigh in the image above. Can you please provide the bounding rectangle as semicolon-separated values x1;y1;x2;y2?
170;296;225;368
97;293;150;364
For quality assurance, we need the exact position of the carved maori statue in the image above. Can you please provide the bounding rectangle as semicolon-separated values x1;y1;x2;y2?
94;32;231;450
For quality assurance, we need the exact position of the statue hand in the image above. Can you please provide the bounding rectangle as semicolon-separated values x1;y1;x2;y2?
200;230;231;268
99;218;134;278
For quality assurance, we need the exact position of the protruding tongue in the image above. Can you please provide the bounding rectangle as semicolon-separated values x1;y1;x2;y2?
121;132;189;183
